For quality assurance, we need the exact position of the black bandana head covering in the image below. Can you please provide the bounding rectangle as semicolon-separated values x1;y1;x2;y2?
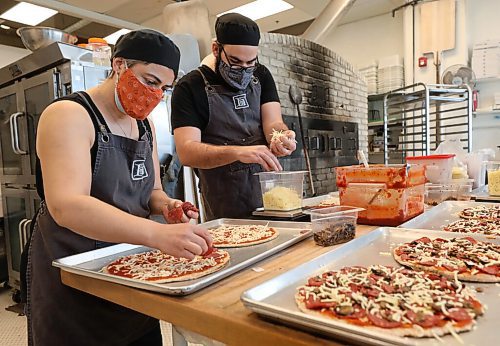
215;13;260;46
112;29;181;78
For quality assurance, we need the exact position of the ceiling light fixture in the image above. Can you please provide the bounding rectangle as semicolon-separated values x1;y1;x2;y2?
0;24;11;30
104;28;131;45
218;0;293;21
0;2;58;26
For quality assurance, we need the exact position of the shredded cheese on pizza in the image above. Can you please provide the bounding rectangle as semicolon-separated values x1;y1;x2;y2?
104;249;229;282
393;237;500;281
442;219;500;236
209;224;278;246
459;205;500;220
296;265;484;334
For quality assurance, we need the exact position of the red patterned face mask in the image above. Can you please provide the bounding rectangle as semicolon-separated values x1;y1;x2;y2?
114;68;163;120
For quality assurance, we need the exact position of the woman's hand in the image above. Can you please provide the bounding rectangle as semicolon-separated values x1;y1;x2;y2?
151;222;212;259
162;199;199;224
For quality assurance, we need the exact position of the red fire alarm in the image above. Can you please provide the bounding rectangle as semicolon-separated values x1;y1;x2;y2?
418;56;428;67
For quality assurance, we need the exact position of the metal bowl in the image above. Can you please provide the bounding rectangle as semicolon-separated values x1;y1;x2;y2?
16;26;78;51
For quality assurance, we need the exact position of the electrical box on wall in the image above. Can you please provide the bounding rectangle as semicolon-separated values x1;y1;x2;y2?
418;57;428;67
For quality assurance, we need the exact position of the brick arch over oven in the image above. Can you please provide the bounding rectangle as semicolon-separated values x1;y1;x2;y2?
258;33;368;195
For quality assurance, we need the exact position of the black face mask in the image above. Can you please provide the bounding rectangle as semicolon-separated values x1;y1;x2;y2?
216;47;258;90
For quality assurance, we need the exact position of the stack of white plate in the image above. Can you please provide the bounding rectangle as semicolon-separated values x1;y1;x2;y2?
358;62;378;95
377;55;404;93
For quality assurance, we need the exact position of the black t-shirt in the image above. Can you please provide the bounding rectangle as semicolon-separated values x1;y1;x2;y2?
171;64;280;131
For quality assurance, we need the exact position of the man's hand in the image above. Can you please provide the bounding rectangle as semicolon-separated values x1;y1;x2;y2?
236;145;282;171
270;130;297;157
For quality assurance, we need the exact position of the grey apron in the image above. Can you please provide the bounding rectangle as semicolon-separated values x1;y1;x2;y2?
26;92;158;346
197;69;267;221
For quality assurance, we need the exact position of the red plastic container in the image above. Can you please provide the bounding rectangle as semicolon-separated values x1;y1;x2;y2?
336;165;425;226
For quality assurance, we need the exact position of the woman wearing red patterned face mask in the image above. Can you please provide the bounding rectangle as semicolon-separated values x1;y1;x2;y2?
25;29;213;346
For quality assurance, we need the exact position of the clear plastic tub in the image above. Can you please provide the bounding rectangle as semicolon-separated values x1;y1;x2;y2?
406;154;455;183
338;183;425;226
425;179;474;206
306;206;364;247
486;161;500;196
256;171;305;211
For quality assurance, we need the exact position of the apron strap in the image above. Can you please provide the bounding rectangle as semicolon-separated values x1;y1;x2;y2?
138;119;154;151
197;68;214;91
76;92;110;141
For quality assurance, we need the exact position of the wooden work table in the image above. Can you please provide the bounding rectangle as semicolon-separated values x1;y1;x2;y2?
60;225;378;346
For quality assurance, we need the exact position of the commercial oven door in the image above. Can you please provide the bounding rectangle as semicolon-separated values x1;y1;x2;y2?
0;82;29;185
19;69;58;183
1;186;30;289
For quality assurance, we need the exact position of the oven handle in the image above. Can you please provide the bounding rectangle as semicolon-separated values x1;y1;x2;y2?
18;219;29;253
12;112;27;155
9;112;21;154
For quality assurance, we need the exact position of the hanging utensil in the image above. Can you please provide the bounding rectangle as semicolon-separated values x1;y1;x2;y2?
289;85;315;196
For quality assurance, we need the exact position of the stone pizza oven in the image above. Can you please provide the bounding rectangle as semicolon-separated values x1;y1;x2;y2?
258;33;368;196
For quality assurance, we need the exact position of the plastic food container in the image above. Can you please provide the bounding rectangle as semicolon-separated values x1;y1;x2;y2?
87;37;111;66
406;154;455;183
425;179;474;206
486;161;500;196
306;206;364;247
256;171;305;211
336;165;425;226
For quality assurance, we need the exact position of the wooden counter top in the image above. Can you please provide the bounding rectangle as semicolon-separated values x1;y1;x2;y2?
60;225;378;346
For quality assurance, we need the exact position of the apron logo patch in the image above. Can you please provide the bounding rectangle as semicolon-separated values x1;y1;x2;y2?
131;160;149;181
233;94;249;109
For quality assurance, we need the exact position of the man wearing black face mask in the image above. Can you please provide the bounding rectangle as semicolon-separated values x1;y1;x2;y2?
172;13;296;221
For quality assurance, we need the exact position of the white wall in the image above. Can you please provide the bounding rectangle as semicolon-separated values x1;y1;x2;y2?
0;44;30;68
320;12;404;69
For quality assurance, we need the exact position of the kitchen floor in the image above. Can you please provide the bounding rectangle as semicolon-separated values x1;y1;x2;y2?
0;286;204;346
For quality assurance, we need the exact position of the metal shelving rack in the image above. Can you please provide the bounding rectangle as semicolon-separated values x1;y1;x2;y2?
383;83;473;164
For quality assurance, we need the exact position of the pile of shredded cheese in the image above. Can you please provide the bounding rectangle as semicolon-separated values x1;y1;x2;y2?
488;170;500;196
263;186;301;211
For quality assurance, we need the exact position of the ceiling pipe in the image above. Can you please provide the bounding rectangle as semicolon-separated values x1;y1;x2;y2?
15;0;144;30
301;0;357;44
63;19;91;33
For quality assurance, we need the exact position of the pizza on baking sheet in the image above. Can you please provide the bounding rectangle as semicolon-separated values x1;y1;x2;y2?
442;218;500;236
458;205;500;220
295;265;484;338
103;249;230;283
393;236;500;283
208;224;279;247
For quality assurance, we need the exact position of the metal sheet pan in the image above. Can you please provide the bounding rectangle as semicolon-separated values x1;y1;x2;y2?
53;219;311;296
471;186;500;202
400;201;499;230
241;227;500;346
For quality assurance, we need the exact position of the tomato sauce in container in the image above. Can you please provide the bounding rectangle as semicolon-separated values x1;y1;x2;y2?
335;165;425;226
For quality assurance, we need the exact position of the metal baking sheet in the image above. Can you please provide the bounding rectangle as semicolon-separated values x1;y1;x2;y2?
53;219;311;296
241;227;500;346
471;186;500;202
252;207;304;218
400;201;499;230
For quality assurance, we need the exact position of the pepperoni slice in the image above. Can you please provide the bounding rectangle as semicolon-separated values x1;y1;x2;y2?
442;264;458;272
463;236;477;244
308;277;324;287
367;313;402;328
406;310;443;328
446;308;472;322
427;273;441;281
381;283;395;294
305;296;336;310
361;287;380;298
202;246;215;257
416;237;432;244
181;201;199;214
348;283;360;292
419;259;437;266
478;265;499;275
166;206;183;223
